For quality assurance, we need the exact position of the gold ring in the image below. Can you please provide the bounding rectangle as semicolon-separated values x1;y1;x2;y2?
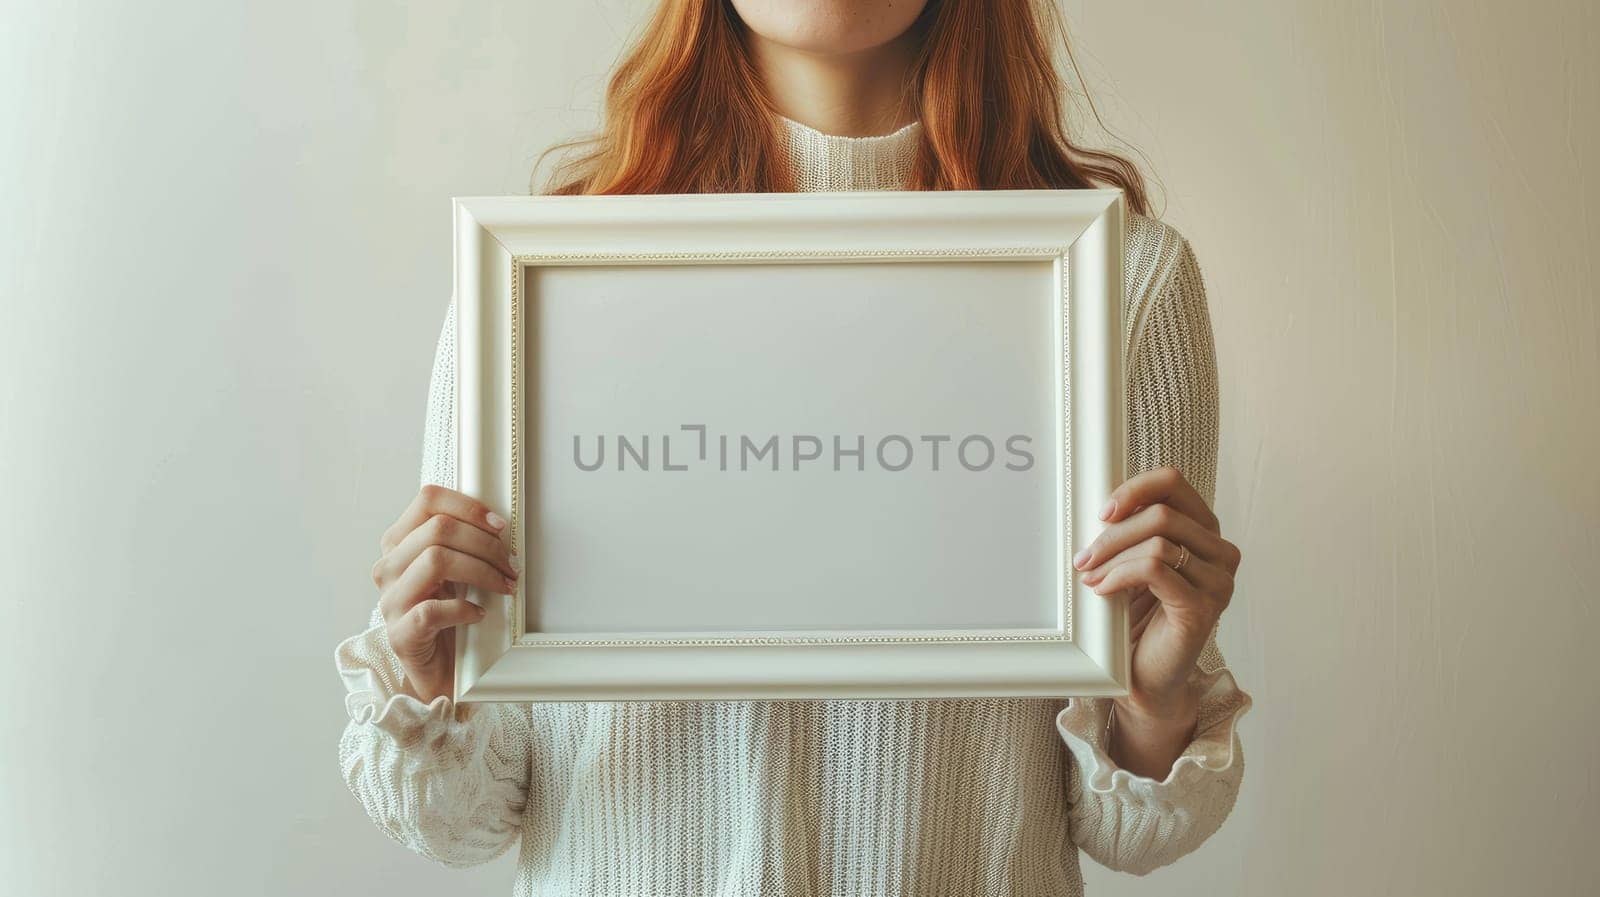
1172;544;1190;571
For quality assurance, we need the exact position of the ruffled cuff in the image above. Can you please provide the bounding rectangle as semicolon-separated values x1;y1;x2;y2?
335;619;479;749
1056;665;1252;803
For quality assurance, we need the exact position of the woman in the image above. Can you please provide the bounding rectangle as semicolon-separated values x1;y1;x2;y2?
336;0;1252;892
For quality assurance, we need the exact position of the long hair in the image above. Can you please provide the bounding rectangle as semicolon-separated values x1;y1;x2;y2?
532;0;1155;215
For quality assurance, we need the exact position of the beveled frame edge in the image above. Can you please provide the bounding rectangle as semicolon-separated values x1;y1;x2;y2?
452;189;1127;701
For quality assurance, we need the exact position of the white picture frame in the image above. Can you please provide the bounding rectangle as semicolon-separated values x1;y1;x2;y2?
452;188;1128;702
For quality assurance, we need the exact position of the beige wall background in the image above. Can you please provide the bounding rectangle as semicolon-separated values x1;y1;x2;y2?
2;1;1594;894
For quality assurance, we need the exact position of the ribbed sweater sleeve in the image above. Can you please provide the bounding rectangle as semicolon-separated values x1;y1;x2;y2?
1053;222;1254;875
333;293;534;868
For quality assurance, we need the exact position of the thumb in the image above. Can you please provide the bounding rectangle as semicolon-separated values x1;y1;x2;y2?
402;596;487;648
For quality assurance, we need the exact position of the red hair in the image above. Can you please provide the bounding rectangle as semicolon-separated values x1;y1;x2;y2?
533;0;1154;215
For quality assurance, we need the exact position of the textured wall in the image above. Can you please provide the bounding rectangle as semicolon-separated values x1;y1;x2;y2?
1;1;1593;895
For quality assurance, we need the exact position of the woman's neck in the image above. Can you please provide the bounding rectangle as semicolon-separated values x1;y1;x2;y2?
743;28;920;138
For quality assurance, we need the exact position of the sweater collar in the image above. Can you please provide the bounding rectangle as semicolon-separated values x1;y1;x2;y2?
776;113;922;192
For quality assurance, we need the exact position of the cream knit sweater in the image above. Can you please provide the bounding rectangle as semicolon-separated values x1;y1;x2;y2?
336;113;1253;895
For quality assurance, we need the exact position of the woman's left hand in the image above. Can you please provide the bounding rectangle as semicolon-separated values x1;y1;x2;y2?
1073;465;1242;729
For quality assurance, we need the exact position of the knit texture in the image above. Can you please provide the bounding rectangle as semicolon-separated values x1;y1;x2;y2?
778;113;921;192
336;112;1252;893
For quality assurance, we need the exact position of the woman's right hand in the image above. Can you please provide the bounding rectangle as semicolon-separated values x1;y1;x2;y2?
371;484;521;704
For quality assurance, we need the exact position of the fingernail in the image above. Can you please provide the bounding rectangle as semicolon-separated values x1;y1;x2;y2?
1073;547;1092;569
508;553;523;573
486;511;507;530
503;577;518;593
1099;499;1116;521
